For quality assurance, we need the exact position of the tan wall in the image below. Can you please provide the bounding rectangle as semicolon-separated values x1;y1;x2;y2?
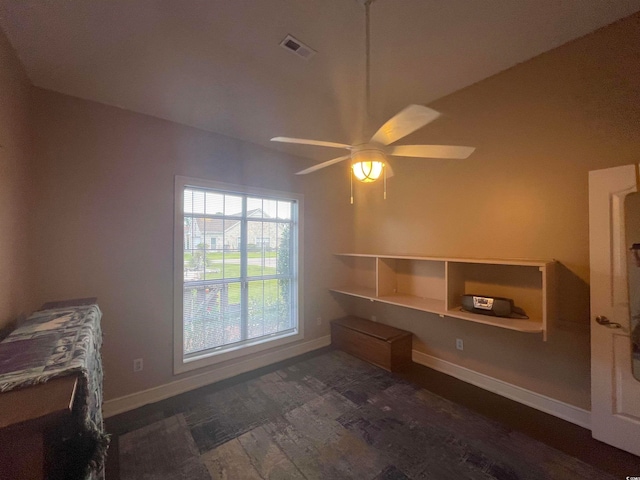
0;29;33;331
29;90;353;400
347;13;640;410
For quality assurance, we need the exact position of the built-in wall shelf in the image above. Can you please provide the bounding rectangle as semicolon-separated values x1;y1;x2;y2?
331;254;556;340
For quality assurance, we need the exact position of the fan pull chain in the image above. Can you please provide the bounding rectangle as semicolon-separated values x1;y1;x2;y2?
383;163;387;200
350;168;354;204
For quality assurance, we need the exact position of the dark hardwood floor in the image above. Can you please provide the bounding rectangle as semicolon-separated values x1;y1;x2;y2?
397;363;640;478
105;347;640;479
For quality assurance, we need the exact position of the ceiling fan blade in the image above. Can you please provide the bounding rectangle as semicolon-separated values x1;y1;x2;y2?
296;155;351;175
388;145;475;159
370;105;441;146
271;137;351;149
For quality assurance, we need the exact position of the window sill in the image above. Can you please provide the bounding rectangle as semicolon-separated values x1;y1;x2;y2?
174;329;303;375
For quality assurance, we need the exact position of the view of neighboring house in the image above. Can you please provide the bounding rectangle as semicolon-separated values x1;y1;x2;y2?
185;208;280;251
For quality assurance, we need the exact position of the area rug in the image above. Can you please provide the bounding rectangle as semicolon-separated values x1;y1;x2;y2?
119;350;614;480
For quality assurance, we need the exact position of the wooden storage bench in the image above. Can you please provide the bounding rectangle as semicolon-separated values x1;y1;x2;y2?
330;316;413;372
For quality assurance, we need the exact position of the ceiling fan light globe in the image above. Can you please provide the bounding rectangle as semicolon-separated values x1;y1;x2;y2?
352;149;385;182
352;160;384;182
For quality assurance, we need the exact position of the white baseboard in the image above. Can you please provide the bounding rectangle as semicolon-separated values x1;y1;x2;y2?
104;340;591;429
412;350;591;430
103;335;331;418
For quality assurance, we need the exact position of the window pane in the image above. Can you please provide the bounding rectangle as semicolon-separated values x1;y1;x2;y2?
201;218;222;280
276;222;291;277
277;201;292;220
248;280;265;339
183;217;191;250
248;280;287;339
185;230;206;281
184;189;193;214
224;195;242;216
183;282;242;354
207;250;223;280
192;190;205;214
205;192;224;215
276;279;293;331
263;199;277;219
247;220;266;278
223;219;240;279
225;282;242;344
247;197;262;217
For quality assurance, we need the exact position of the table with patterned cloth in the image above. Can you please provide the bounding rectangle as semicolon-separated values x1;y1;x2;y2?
0;304;109;479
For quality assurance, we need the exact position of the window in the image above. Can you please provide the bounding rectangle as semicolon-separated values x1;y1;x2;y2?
174;176;303;373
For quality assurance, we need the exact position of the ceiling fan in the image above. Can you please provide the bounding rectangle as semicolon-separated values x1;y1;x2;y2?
271;0;475;200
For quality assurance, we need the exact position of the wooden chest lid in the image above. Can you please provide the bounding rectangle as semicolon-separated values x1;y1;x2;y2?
331;316;412;342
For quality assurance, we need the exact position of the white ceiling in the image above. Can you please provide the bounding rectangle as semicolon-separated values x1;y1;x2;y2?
1;0;639;161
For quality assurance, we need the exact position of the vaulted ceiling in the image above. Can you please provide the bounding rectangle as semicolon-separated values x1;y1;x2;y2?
2;0;639;161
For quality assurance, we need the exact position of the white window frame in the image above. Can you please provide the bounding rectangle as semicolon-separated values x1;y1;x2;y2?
173;176;304;374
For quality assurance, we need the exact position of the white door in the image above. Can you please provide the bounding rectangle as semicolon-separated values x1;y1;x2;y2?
589;163;640;456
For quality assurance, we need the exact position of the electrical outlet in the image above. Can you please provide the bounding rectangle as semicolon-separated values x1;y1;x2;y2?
456;339;464;351
371;315;377;322
316;316;322;326
133;358;143;372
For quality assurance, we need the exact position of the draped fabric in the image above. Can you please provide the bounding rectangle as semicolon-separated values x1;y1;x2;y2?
0;304;108;479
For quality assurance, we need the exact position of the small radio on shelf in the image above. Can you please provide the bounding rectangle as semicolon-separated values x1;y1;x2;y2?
461;294;528;319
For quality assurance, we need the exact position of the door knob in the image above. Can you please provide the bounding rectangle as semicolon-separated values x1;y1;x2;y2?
595;316;622;328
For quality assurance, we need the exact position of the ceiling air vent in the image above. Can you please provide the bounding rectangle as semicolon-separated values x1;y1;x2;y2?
279;34;316;60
